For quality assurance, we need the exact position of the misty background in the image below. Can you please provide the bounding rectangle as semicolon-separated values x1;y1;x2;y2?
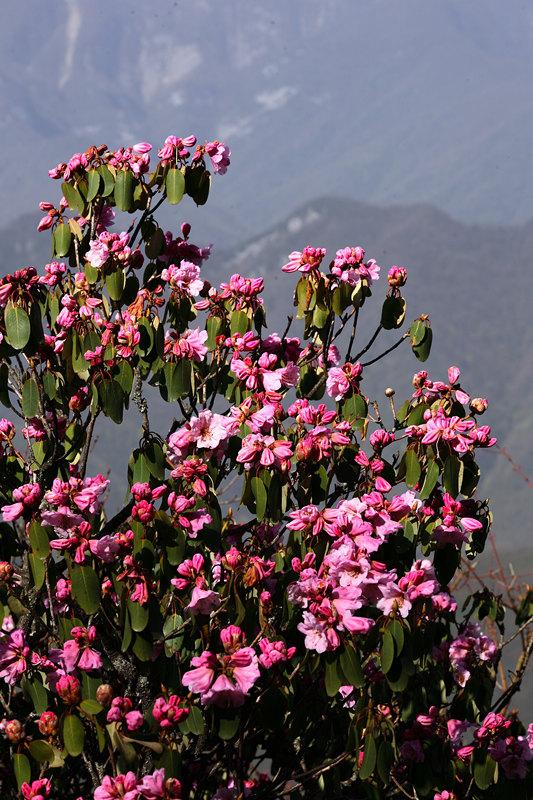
0;0;531;706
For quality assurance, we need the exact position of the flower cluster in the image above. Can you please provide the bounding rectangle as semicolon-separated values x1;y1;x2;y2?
0;133;528;800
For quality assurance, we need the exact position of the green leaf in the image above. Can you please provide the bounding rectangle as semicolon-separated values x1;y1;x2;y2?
389;619;405;656
182;704;205;735
324;654;343;697
99;164;115;196
106;269;125;301
98;379;124;423
251;476;268;521
165;168;186;204
86;169;101;202
420;459;440;499
342;393;367;421
62;713;85;757
114;170;135;212
443;454;463;497
206;316;222;349
359;733;377;781
4;302;31;349
230;309;249;335
217;714;240;740
127;599;149;633
71;565;101;614
164;360;192;401
24;676;49;714
29;553;46;590
412;326;432;362
29;739;55;763
405;449;421;489
339;643;364;688
473;751;496;790
13;753;31;789
53;222;72;257
376;740;394;785
381;296;406;329
380;629;395;674
145;227;166;260
21;377;40;418
61;181;85;213
409;319;427;346
185;165;211;205
80;699;104;716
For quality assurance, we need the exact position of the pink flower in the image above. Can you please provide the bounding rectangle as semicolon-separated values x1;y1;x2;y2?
164;327;208;362
1;483;42;522
258;639;296;669
94;772;140;800
161;261;204;296
21;779;52;800
186;586;221;616
205;140;231;174
189;410;232;450
152;694;189;728
138;769;182;800
326;362;363;401
282;246;326;273
236;434;293;471
61;626;102;673
331;246;380;285
0;629;29;685
182;629;260;707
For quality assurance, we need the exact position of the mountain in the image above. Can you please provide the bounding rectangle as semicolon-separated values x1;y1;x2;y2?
3;0;533;246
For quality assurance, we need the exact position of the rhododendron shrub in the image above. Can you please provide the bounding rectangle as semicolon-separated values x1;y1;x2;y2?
0;134;531;800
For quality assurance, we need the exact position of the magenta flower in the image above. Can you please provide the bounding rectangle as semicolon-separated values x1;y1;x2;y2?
182;628;260;707
236;433;293;471
21;779;52;800
94;772;140;800
0;629;29;685
281;246;326;274
152;694;189;728
61;626;103;673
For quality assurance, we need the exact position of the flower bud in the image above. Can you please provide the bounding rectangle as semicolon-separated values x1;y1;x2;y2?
470;397;488;414
38;710;58;736
387;265;408;287
4;719;24;742
96;683;114;707
0;561;14;582
56;675;81;705
384;387;395;398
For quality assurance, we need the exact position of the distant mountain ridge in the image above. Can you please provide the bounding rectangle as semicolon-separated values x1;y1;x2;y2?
3;0;533;246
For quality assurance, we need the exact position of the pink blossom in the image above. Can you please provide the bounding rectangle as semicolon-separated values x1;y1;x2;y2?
236;434;293;471
0;629;29;685
326;362;363;402
186;586;221;616
205;140;231;174
281;246;326;274
94;772;140;800
61;626;102;673
21;779;52;800
258;638;296;669
152;694;189;728
161;261;204;296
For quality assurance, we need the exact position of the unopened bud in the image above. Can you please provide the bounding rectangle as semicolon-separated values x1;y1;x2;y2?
96;684;114;707
38;711;58;736
0;562;14;582
56;675;81;705
470;397;488;414
5;719;24;742
384;387;395;398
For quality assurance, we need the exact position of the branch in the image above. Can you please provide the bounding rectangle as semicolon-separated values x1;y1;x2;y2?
361;334;408;367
